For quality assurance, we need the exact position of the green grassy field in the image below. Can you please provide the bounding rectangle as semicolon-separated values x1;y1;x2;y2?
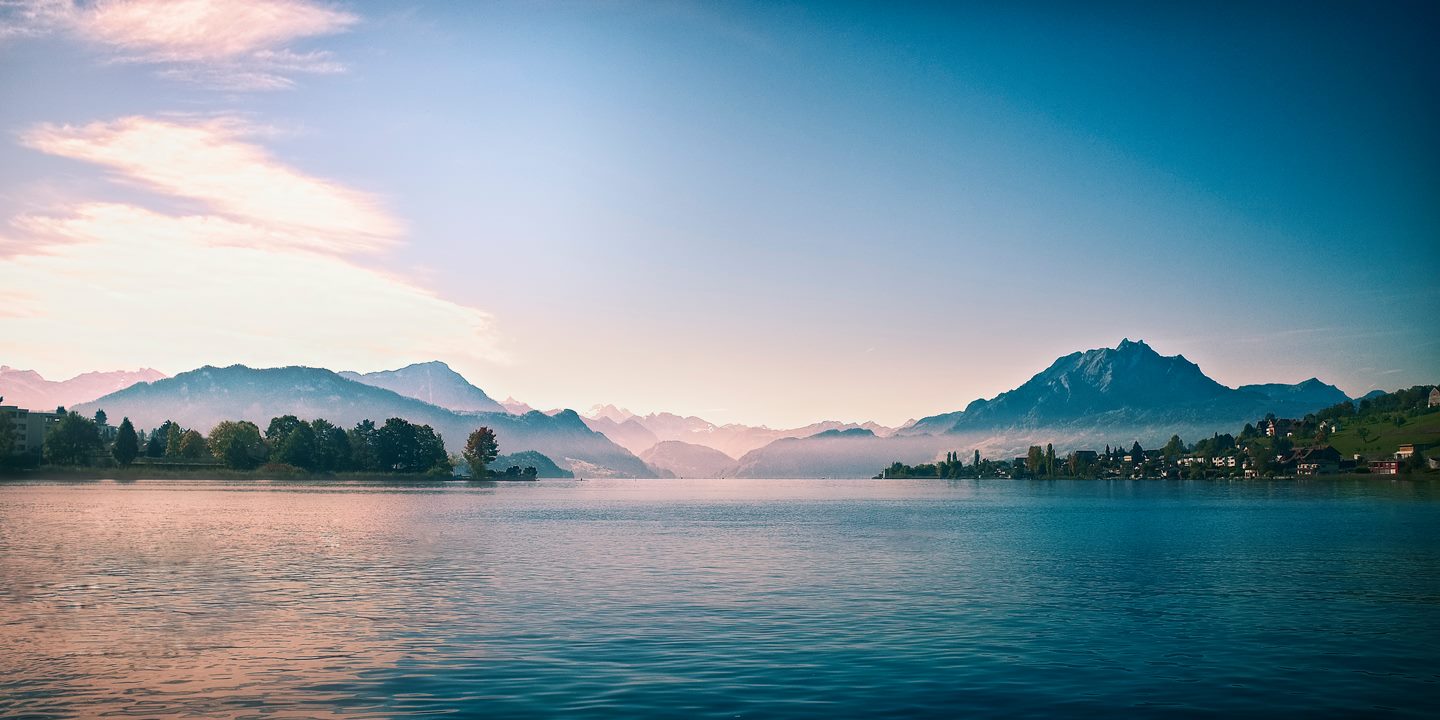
1327;410;1440;458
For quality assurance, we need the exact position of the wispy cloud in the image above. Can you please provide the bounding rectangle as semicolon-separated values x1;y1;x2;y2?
1;0;356;90
1;115;506;378
22;116;399;253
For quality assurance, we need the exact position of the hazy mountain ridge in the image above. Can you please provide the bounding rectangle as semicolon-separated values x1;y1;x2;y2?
72;365;654;477
581;408;897;458
1;366;167;411
340;361;506;414
639;440;736;478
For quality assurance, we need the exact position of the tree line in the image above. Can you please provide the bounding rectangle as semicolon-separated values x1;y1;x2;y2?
21;409;508;477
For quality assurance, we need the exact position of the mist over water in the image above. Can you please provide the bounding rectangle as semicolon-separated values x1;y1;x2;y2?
2;478;1437;718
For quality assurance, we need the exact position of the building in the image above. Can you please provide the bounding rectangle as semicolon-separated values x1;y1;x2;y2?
1068;450;1098;474
1370;460;1400;476
1430;387;1440;408
1264;419;1298;438
1396;443;1433;459
1295;446;1342;476
0;405;63;458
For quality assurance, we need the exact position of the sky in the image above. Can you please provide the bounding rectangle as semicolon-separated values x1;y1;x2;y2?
1;0;1436;427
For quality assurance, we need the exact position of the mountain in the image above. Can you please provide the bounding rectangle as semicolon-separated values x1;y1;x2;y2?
583;416;660;455
902;339;1346;441
500;397;535;414
339;361;505;414
639;440;736;478
581;408;898;459
743;339;1360;475
1237;378;1350;417
587;404;636;423
489;451;573;478
728;429;950;478
72;365;654;477
0;366;167;412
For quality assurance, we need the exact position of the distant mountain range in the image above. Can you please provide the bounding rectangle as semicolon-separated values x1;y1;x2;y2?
581;410;897;459
729;340;1357;477
10;339;1384;478
0;366;167;412
340;361;507;413
71;364;654;477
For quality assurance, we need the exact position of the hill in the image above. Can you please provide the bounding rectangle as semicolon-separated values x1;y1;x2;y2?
340;361;505;413
73;365;654;477
1237;378;1350;418
639;440;736;478
488;450;573;478
728;429;953;479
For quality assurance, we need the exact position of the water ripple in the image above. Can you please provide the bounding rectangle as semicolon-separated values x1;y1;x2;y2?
1;478;1438;718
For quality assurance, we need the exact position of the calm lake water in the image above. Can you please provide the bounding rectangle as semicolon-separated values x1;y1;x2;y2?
1;478;1438;718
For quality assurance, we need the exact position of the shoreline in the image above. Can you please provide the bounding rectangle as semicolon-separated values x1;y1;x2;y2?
2;471;1429;484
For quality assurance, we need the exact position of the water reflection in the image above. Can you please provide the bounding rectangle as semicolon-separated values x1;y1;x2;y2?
1;478;1437;718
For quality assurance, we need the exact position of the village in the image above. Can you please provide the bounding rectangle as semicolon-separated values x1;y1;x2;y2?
879;387;1440;480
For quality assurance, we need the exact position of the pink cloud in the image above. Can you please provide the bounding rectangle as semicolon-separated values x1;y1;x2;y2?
1;115;508;378
1;0;357;90
22;116;401;254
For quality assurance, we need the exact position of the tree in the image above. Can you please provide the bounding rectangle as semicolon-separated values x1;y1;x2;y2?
374;417;448;473
1044;443;1056;477
208;421;266;470
165;423;183;457
463;427;499;477
0;406;14;459
1129;441;1144;459
43;412;102;466
1401;451;1427;474
1026;446;1044;476
1163;435;1185;461
375;417;419;472
179;429;210;459
265;415;305;457
275;421;316;470
416;424;451;474
310;418;351;472
112;417;139;466
93;409;107;426
348;420;379;472
1252;446;1274;477
146;421;174;458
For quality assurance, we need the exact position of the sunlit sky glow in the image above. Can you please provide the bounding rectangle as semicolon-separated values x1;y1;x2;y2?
1;0;1436;426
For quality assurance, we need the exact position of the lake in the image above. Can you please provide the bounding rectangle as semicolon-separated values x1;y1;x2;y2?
1;478;1437;718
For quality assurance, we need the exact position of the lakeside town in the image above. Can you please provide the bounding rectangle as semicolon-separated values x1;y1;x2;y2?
879;385;1440;480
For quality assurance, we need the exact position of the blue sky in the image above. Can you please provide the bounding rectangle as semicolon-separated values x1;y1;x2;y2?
1;0;1436;426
